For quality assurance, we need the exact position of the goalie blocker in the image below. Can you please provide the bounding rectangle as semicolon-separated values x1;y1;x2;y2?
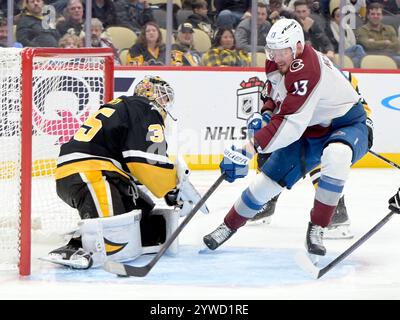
42;208;180;269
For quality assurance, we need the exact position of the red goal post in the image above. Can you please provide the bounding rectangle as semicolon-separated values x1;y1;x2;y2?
0;48;114;275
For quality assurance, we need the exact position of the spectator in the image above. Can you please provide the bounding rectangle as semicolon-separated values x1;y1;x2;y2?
329;0;367;18
171;22;202;66
90;18;121;65
367;0;399;14
327;7;366;67
16;0;60;47
56;0;84;38
58;32;81;47
92;0;117;29
186;0;215;37
356;2;400;64
235;2;271;53
201;27;250;66
0;18;23;47
47;0;69;15
293;0;335;60
0;1;23;24
215;0;251;28
126;21;166;66
348;0;367;17
113;0;154;33
268;0;295;25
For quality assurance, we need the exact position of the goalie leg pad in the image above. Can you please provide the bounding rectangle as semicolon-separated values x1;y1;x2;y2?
79;210;143;268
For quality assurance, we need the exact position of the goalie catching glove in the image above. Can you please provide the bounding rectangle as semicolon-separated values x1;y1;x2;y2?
389;188;400;214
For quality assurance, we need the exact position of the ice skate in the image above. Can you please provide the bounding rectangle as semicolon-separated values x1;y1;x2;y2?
40;237;93;269
203;223;236;250
247;195;279;225
305;221;326;257
324;196;354;239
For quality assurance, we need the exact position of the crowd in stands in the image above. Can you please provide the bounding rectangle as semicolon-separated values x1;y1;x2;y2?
0;0;399;68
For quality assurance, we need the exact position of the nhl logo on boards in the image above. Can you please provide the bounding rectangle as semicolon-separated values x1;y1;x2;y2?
236;77;265;120
242;97;253;114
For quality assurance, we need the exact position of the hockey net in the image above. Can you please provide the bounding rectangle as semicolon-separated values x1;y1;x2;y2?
0;48;114;275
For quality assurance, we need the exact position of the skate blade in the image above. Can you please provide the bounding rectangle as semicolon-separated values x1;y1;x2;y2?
198;245;215;254
324;225;354;239
308;253;320;265
246;217;272;226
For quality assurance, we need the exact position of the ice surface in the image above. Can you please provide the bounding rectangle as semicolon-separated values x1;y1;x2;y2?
0;169;399;300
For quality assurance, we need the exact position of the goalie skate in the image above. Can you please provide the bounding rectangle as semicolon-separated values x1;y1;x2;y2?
39;238;93;269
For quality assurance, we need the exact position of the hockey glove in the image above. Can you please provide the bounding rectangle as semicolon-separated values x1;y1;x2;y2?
164;182;209;217
165;189;181;207
246;111;272;138
388;188;400;214
366;117;374;149
220;146;251;183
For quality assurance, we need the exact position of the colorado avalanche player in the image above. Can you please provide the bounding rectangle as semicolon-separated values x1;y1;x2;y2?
203;18;370;258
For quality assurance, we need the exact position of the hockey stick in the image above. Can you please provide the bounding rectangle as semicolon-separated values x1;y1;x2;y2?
369;150;400;170
296;210;396;279
103;174;226;277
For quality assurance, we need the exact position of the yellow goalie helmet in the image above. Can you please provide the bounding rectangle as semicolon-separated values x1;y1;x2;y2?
134;76;175;120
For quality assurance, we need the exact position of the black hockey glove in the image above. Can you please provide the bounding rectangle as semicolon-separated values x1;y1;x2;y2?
260;79;272;104
164;189;182;208
366;117;374;149
388;188;400;214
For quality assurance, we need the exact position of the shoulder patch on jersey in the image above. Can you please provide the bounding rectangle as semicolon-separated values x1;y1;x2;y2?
289;59;304;72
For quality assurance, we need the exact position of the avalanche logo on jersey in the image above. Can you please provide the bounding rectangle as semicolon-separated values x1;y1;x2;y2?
289;59;304;72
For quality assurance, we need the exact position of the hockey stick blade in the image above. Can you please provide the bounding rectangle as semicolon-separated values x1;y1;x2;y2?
294;251;320;279
103;174;226;277
297;211;396;279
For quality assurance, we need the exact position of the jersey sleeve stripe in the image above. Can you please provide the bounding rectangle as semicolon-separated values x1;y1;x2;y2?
58;152;125;172
122;150;172;165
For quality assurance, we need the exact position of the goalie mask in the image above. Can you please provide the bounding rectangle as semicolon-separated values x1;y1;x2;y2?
134;76;175;120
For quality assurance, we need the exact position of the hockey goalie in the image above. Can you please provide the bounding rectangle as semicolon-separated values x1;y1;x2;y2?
41;75;208;269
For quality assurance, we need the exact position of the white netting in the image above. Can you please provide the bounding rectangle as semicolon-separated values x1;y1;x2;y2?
0;48;111;271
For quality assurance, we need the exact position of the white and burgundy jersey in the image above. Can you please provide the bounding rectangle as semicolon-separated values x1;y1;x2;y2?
255;44;360;154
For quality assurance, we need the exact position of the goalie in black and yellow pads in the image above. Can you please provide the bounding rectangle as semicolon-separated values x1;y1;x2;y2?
42;76;208;269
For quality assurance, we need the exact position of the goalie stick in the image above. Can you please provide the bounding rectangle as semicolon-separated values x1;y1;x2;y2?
296;210;396;279
103;174;226;277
